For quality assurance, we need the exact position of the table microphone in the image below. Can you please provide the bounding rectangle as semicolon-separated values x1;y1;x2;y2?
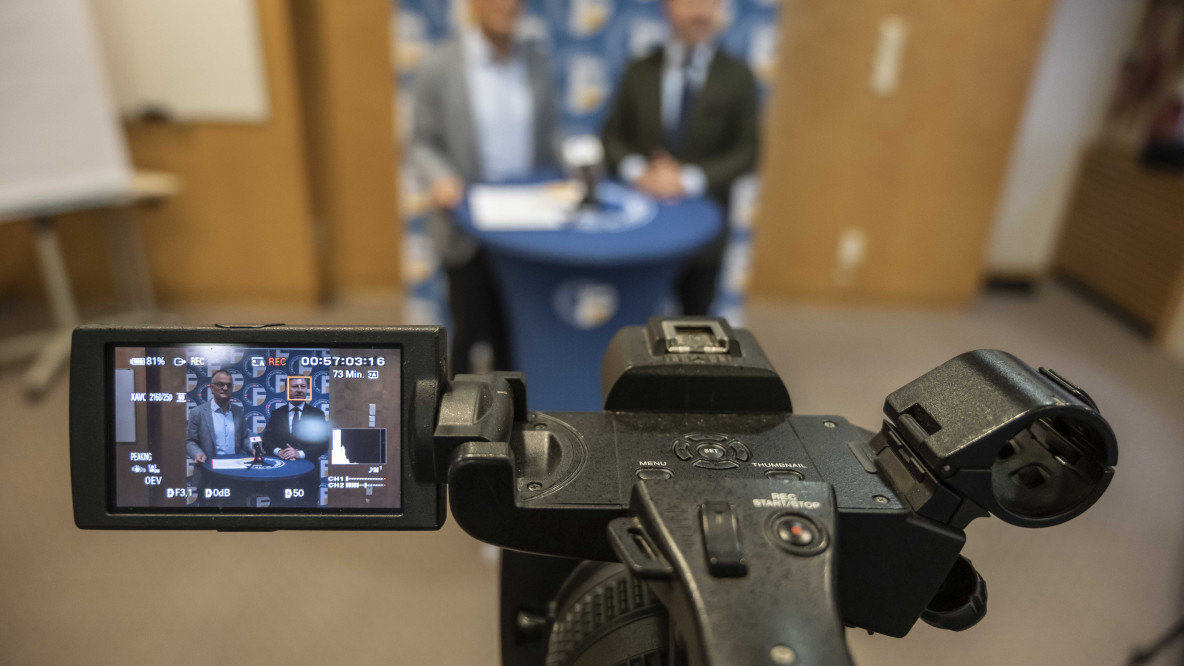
562;135;605;209
247;436;272;468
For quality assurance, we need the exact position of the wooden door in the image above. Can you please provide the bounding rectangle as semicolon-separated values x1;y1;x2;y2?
752;0;1054;305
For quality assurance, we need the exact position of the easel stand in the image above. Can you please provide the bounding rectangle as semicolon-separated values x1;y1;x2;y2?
0;172;179;399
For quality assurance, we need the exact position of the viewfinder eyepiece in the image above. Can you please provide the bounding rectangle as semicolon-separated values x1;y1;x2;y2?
881;350;1118;527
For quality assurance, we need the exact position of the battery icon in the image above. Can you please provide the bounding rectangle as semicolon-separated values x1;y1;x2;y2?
129;358;146;366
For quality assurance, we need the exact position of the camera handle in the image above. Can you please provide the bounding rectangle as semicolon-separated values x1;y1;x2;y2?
607;478;854;666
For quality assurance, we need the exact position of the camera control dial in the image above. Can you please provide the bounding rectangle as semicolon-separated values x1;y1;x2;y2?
672;433;751;470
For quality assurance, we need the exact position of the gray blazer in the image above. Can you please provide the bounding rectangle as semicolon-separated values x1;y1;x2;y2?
410;37;561;268
186;400;250;459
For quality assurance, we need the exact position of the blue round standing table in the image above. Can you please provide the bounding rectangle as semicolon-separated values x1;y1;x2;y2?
455;178;722;411
201;456;318;507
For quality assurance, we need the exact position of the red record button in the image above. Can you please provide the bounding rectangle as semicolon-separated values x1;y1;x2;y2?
774;516;818;547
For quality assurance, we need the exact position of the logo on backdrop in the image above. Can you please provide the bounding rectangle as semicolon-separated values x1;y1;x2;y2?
565;54;608;115
289;356;311;376
564;0;612;36
404;232;440;283
224;369;245;393
553;280;618;330
311;399;330;418
397;10;431;74
247;411;269;436
243;383;269;407
627;18;666;58
517;13;553;50
265;398;289;416
398;0;450;33
313;371;331;396
266;370;289;395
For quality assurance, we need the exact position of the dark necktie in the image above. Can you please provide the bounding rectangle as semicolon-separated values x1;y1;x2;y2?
666;50;698;158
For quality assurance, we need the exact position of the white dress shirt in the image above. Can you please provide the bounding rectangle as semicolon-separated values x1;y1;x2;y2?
620;40;715;198
463;28;535;182
211;401;237;456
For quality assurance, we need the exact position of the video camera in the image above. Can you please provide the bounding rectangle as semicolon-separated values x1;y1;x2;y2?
69;318;1118;665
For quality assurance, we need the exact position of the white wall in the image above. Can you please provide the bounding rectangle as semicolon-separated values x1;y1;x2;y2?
90;0;269;122
0;0;131;220
984;0;1144;277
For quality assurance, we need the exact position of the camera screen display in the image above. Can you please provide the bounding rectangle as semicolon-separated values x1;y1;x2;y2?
109;345;402;512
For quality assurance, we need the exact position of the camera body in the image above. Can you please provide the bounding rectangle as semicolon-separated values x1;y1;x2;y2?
69;318;1118;665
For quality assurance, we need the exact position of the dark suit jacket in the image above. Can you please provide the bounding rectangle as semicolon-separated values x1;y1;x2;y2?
601;47;759;203
262;404;330;462
186;400;250;459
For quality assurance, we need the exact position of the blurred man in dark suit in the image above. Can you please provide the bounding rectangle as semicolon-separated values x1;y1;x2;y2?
601;0;758;315
410;0;559;374
185;369;249;463
262;393;330;462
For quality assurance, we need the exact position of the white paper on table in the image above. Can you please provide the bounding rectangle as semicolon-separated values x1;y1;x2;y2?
470;182;581;231
210;458;254;469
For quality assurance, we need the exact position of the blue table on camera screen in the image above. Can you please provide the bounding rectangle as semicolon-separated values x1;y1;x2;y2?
455;179;722;411
201;456;317;507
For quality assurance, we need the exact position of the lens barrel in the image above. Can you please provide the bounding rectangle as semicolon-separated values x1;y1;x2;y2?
545;562;668;666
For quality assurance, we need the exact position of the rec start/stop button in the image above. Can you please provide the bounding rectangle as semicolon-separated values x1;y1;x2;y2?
767;513;828;556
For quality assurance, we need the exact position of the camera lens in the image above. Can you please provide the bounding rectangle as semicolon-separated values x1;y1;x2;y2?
546;562;668;666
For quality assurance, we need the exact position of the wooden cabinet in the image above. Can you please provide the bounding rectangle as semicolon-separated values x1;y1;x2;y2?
1055;145;1184;335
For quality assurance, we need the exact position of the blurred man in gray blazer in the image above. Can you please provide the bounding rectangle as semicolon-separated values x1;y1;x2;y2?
411;0;559;375
185;369;250;462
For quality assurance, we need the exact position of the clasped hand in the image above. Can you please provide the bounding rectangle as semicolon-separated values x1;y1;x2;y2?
634;151;687;201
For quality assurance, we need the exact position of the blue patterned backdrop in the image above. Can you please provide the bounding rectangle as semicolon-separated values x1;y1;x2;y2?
393;0;780;329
